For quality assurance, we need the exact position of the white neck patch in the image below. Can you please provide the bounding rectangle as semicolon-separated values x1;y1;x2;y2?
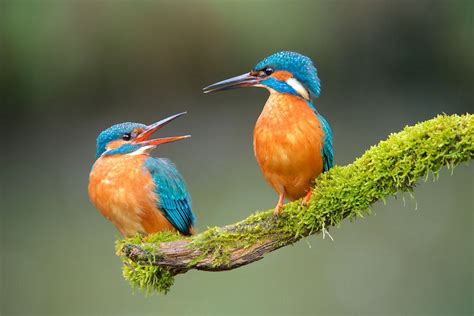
128;145;154;156
286;78;310;100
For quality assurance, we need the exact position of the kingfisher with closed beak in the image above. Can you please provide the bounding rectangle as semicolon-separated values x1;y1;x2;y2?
88;112;196;237
203;51;333;215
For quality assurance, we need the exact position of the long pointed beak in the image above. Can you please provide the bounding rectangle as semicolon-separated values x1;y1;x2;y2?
136;135;191;147
132;112;190;147
203;72;259;93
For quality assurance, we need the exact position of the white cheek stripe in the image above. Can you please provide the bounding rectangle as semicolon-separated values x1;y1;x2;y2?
286;78;310;100
128;145;154;156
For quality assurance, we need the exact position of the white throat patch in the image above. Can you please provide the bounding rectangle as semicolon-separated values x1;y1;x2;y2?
286;78;310;100
128;145;154;156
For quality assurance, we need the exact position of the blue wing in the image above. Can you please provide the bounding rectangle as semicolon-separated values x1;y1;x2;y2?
317;112;334;172
307;101;334;172
316;112;334;172
143;157;195;235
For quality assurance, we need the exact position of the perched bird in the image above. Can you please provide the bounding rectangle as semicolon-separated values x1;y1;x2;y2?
203;51;333;215
88;112;196;237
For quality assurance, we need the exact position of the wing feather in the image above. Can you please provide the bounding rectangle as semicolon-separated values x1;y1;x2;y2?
316;112;334;172
143;158;195;235
306;100;334;172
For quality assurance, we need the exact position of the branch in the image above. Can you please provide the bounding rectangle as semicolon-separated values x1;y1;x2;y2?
116;114;473;294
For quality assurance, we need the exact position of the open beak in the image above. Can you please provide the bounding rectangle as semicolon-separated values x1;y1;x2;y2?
132;112;190;147
203;72;260;93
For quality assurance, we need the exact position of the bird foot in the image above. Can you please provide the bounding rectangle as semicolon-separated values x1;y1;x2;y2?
302;190;312;206
273;194;285;216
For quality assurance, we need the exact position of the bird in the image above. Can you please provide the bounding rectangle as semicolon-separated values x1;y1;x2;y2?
88;112;196;237
203;51;333;215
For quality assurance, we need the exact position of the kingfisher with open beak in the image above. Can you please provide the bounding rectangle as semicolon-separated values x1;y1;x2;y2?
203;51;333;215
88;112;196;237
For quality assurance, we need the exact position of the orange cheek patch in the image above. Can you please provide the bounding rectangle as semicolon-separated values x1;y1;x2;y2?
270;71;293;81
107;140;126;150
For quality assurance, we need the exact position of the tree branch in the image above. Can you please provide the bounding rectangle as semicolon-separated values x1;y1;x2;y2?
116;114;473;294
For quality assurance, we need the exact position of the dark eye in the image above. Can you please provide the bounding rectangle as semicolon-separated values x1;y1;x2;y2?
264;67;274;76
122;133;132;141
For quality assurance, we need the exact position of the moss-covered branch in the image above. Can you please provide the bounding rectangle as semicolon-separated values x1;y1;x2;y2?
116;113;473;294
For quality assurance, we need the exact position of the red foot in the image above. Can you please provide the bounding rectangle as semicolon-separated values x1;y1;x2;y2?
274;194;285;216
302;190;312;206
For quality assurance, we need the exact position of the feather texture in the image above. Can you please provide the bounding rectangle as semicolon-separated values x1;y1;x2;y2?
315;111;334;172
305;100;334;172
254;93;325;200
88;154;176;237
143;158;195;235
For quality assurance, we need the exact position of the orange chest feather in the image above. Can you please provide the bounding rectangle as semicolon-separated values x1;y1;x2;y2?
253;94;325;199
88;155;174;236
254;94;324;157
89;154;154;204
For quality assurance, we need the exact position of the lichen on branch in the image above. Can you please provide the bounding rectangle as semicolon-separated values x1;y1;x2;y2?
116;113;473;294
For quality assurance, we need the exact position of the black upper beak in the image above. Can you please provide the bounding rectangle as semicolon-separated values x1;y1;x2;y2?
203;72;260;93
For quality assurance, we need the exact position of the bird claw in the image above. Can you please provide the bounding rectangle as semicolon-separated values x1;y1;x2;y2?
273;206;282;216
302;190;313;206
273;194;285;216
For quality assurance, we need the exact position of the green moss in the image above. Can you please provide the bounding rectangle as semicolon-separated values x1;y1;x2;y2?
122;260;174;295
115;232;183;294
117;114;473;295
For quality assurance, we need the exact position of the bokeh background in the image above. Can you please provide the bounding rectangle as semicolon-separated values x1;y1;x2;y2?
1;0;473;315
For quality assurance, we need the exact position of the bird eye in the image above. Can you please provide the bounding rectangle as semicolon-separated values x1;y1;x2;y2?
264;67;274;76
122;133;132;141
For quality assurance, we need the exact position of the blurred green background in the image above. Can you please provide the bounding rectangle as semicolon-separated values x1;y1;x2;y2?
1;0;473;315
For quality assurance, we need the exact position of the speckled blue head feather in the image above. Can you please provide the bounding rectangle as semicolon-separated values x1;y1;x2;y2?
254;51;321;98
96;122;146;158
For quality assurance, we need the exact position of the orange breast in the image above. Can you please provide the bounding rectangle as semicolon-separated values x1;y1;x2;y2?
253;93;324;200
88;154;176;237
